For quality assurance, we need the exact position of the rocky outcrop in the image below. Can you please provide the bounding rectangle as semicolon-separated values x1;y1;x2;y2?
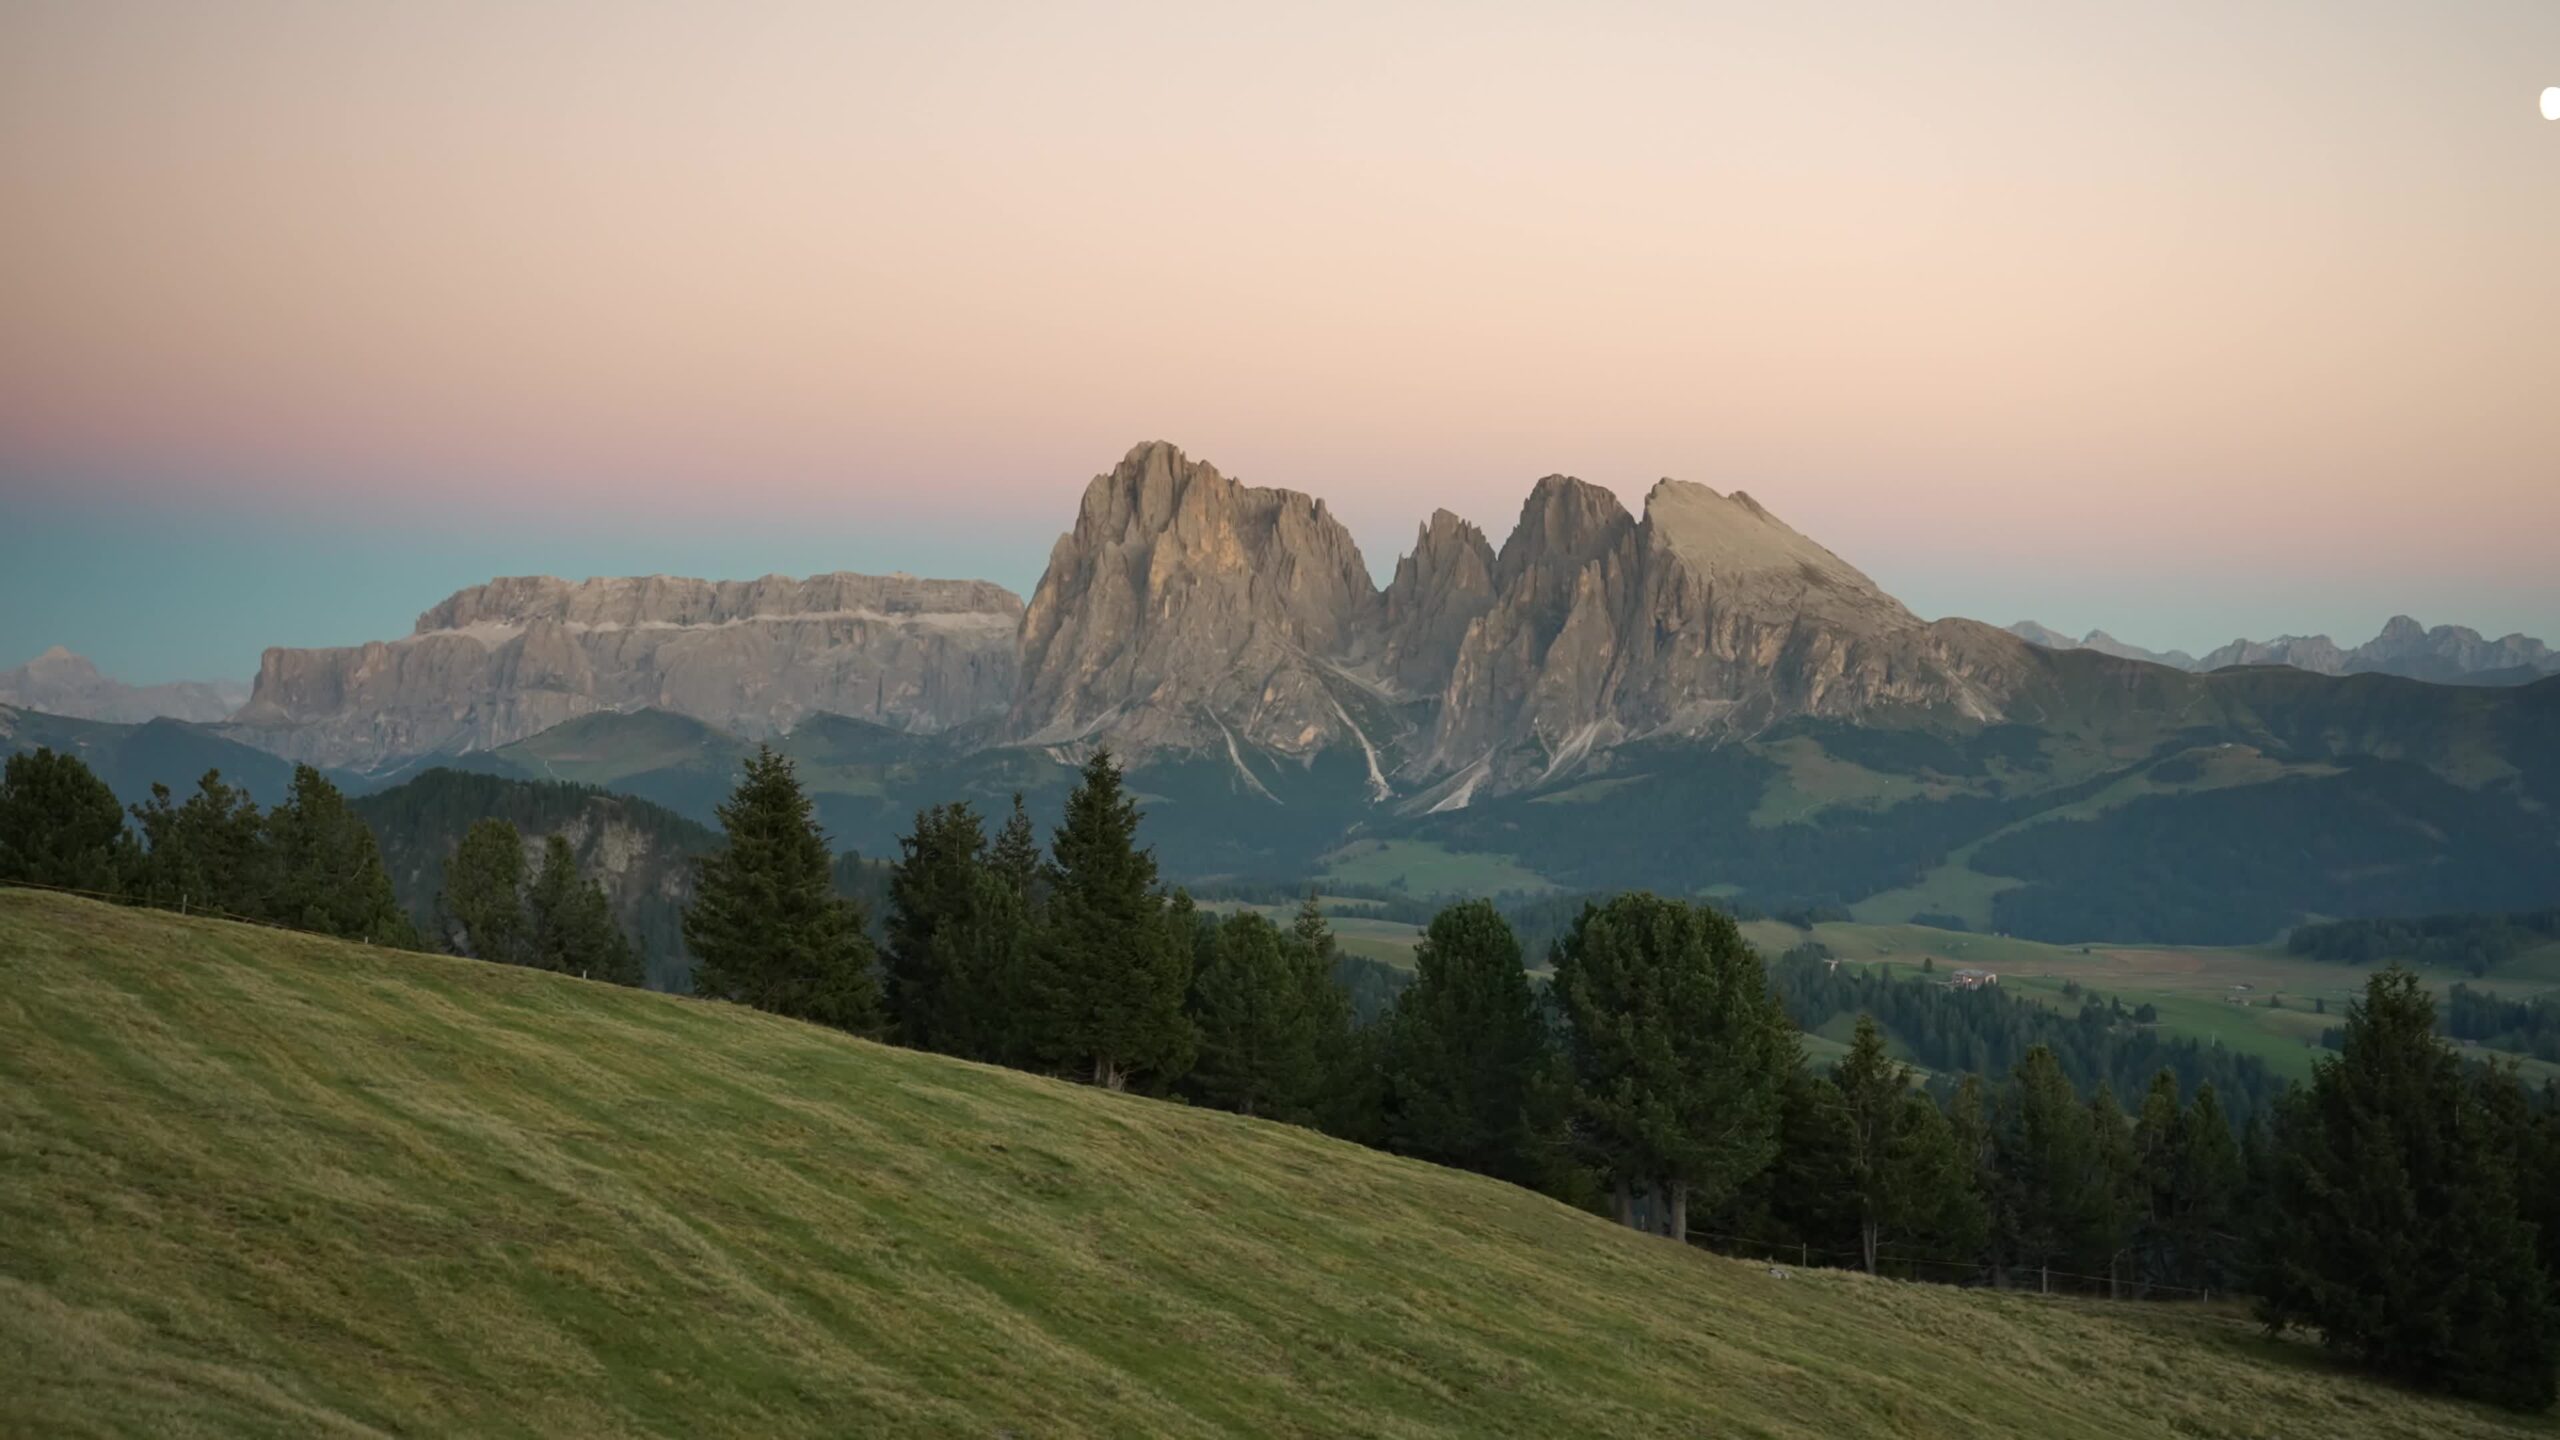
1006;441;1385;758
231;572;1020;771
1423;478;2021;786
0;647;248;724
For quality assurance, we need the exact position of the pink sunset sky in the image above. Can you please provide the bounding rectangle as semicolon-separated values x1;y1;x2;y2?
3;1;2556;680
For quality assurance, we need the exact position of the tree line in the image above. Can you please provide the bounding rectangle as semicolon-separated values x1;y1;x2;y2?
1;748;415;945
0;748;643;988
2288;907;2560;977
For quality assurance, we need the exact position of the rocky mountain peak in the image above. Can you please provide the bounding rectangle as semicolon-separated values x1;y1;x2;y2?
1377;510;1498;698
1637;479;1916;632
1006;442;1383;760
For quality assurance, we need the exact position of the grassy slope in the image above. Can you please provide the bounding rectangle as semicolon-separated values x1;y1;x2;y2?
4;893;2553;1440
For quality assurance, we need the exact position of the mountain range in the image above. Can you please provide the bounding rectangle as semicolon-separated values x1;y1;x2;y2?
2008;617;2558;686
9;440;2557;945
0;647;248;724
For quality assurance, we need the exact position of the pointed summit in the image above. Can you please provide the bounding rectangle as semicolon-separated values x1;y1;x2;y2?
1007;443;1384;761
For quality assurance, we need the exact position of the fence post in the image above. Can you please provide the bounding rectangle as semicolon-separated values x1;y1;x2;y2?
2041;1264;2049;1295
1800;1242;1808;1268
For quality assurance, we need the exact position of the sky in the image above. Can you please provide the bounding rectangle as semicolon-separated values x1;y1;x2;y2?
3;0;2556;683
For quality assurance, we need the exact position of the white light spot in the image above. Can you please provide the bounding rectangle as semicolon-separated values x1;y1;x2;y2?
2544;87;2560;121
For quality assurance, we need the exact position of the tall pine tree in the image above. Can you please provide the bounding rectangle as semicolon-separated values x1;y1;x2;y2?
1019;751;1192;1090
683;747;883;1033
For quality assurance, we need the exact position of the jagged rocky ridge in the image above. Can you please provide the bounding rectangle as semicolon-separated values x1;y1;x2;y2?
1005;442;2035;801
232;573;1021;771
2009;616;2556;685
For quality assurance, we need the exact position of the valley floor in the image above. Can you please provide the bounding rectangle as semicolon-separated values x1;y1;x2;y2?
3;890;2553;1438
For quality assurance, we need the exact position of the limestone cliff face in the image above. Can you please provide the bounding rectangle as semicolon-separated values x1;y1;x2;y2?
1422;477;2023;786
1006;441;1384;758
231;572;1019;770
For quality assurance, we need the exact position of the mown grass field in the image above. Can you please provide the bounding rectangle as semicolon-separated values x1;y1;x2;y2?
1316;839;1556;897
8;891;2557;1437
1743;919;2560;1082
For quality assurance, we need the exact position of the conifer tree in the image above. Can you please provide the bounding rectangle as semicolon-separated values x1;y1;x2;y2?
442;818;528;964
1285;892;1359;1126
2087;1083;2141;1297
1188;910;1325;1118
1990;1045;2104;1290
683;746;883;1033
2257;966;2556;1410
1380;900;1563;1189
128;769;269;914
267;765;416;946
1553;893;1792;1240
526;834;643;985
1020;750;1191;1090
989;792;1043;908
1832;1015;1910;1274
1884;1089;1987;1272
2172;1082;2244;1292
0;747;133;894
884;802;992;1052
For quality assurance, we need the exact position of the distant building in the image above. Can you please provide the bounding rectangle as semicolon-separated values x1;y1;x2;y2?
1950;968;1997;991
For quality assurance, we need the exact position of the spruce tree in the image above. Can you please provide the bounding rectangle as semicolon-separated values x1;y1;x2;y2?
526;835;643;985
1020;750;1192;1090
683;746;883;1033
442;818;528;964
0;747;133;894
2257;966;2557;1410
1552;893;1793;1240
267;766;416;946
1188;910;1324;1119
1380;900;1562;1189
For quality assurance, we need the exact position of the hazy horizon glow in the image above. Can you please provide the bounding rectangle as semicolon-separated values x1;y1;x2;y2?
4;1;2556;682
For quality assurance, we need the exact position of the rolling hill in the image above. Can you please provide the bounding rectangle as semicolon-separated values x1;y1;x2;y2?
3;888;2551;1438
